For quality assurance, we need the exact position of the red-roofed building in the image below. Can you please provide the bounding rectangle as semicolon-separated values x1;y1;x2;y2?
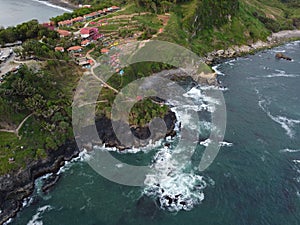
67;46;82;52
88;59;94;65
42;21;55;30
72;16;84;23
101;48;109;54
109;6;120;11
57;29;71;38
58;20;73;27
55;47;65;52
81;39;91;47
80;27;99;39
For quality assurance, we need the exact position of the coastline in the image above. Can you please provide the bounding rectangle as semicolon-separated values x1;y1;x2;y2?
40;0;78;10
0;112;177;225
0;0;300;222
204;30;300;65
1;33;300;224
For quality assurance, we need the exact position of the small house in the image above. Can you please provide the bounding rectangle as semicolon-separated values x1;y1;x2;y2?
81;40;91;47
101;48;109;54
67;46;83;53
57;29;71;38
55;47;65;52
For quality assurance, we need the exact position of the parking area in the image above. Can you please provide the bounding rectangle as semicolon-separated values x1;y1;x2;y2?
0;48;17;82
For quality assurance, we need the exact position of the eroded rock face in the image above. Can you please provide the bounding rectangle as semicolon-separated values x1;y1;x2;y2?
0;140;80;225
191;72;218;86
275;52;292;61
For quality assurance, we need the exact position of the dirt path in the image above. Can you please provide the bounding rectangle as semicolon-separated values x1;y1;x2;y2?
0;113;33;139
86;49;119;94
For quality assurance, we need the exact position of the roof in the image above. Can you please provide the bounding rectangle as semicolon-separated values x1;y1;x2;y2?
58;20;72;26
67;46;82;51
80;27;98;35
55;47;64;51
111;6;120;9
81;40;90;45
57;29;71;36
101;48;109;54
72;17;84;22
80;28;91;34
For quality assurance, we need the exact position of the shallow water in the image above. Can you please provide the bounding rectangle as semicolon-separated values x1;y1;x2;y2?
9;41;300;225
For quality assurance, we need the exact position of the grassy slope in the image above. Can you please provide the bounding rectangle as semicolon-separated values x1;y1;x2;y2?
157;0;300;55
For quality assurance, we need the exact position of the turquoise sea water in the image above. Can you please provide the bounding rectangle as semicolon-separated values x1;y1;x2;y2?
8;41;300;225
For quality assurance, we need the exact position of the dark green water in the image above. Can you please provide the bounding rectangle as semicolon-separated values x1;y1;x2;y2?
9;41;300;225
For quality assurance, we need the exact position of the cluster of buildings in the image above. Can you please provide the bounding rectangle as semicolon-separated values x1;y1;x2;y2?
57;6;120;27
52;5;121;69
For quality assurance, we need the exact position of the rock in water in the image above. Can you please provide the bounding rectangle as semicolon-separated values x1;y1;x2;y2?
275;53;292;61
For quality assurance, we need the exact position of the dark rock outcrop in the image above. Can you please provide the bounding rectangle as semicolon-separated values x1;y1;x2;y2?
0;112;177;224
79;111;177;150
275;52;292;61
0;140;79;224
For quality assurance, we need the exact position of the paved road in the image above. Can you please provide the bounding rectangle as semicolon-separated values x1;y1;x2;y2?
0;48;16;77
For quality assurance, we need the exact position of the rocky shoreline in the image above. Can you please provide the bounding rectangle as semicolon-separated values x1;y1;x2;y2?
0;112;177;225
0;139;80;225
204;30;300;65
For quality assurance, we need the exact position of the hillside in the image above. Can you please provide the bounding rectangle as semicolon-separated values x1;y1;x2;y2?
151;0;300;54
55;0;300;55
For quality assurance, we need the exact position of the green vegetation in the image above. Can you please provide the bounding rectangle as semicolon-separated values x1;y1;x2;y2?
129;98;168;127
50;0;126;24
1;0;300;175
0;61;81;174
155;0;300;55
95;62;172;119
0;20;58;45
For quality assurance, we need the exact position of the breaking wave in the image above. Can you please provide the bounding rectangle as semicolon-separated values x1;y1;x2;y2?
27;205;52;225
256;88;300;138
262;70;300;78
280;148;300;153
142;85;228;211
32;0;72;12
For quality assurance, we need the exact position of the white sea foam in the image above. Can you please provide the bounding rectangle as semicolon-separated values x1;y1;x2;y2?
219;141;234;147
3;218;13;225
200;139;233;147
280;148;300;153
262;69;300;78
142;85;222;211
212;65;224;75
27;205;52;225
224;59;236;66
143;148;207;212
268;115;300;138
200;85;229;91
256;89;300;138
94;139;164;154
32;0;72;12
22;196;34;208
57;149;91;174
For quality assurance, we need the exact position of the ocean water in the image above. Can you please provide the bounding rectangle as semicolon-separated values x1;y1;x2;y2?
8;41;300;225
0;0;71;27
